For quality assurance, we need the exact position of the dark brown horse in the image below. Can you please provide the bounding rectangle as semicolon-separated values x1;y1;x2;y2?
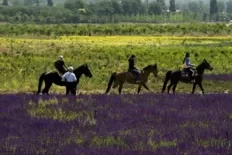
105;64;158;94
161;59;213;94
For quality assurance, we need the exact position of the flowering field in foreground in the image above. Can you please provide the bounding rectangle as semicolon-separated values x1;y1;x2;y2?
1;93;232;154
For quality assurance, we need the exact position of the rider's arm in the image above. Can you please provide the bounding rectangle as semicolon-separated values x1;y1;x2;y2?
189;60;195;67
185;58;192;67
62;61;68;69
73;73;77;81
62;73;67;81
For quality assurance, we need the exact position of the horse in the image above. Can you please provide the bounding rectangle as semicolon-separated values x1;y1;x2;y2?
161;59;213;94
37;64;93;95
105;64;158;94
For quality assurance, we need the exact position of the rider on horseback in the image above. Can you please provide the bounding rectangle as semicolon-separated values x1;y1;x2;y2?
128;55;141;84
183;52;195;83
54;55;68;77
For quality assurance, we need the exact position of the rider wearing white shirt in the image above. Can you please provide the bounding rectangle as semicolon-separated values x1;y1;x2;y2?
62;66;77;95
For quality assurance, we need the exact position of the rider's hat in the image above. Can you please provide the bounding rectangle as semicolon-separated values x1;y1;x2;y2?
185;52;190;57
58;55;63;59
68;66;74;71
131;54;136;58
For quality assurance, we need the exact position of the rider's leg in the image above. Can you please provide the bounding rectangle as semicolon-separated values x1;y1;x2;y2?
190;69;195;76
58;68;65;77
65;84;69;95
134;71;140;83
187;68;191;81
190;69;195;83
66;82;73;95
70;82;76;95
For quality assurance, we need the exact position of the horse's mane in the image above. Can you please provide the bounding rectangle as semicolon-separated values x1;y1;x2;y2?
143;65;153;70
196;60;206;68
74;64;87;71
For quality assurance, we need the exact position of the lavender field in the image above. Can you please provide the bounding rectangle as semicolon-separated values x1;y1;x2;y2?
1;93;232;154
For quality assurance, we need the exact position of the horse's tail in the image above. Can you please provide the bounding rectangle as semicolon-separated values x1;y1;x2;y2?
37;72;46;94
105;72;116;94
162;71;172;93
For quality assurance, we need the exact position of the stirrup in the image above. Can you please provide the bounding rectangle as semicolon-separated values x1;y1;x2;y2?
190;79;195;83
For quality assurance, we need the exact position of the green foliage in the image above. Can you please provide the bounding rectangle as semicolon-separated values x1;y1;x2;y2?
188;1;205;13
226;0;232;14
210;0;218;15
148;2;162;15
217;1;225;13
0;0;231;24
0;23;232;36
2;0;8;6
169;0;176;13
64;0;85;11
121;0;145;15
47;0;53;7
0;27;232;93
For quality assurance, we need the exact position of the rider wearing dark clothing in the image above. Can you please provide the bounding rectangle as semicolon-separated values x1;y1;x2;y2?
54;56;68;75
128;55;141;83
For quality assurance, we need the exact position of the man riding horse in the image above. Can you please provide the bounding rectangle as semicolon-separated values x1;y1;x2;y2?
54;55;68;77
183;52;196;83
128;55;141;84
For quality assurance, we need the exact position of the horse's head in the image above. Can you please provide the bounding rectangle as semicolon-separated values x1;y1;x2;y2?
83;64;93;78
202;59;213;71
143;64;158;77
74;64;93;78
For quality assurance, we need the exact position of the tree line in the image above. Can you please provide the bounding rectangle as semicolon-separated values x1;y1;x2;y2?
0;0;232;24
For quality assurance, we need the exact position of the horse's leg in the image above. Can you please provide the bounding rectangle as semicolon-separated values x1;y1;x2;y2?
137;84;142;94
43;81;52;95
118;83;123;94
191;83;197;94
65;86;69;95
167;83;173;94
172;83;178;94
42;83;47;94
198;82;204;94
142;83;149;91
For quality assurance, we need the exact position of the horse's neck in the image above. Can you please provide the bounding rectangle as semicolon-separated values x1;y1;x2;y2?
142;70;151;77
196;64;205;75
75;72;82;78
74;68;84;78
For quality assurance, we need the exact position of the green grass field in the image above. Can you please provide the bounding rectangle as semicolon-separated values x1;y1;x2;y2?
0;35;232;94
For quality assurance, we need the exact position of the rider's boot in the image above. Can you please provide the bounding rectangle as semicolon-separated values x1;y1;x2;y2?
190;75;195;83
135;75;141;84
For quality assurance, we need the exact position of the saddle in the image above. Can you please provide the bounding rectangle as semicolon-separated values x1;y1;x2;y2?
181;69;197;79
181;70;189;78
128;70;142;81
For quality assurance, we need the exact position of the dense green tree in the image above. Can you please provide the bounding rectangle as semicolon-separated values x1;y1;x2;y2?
148;2;162;15
157;0;166;12
169;0;176;13
64;0;85;11
2;0;8;6
24;0;33;5
217;1;225;13
226;0;232;14
47;0;53;7
95;0;113;15
210;0;218;15
111;0;122;14
188;2;200;13
121;0;145;15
